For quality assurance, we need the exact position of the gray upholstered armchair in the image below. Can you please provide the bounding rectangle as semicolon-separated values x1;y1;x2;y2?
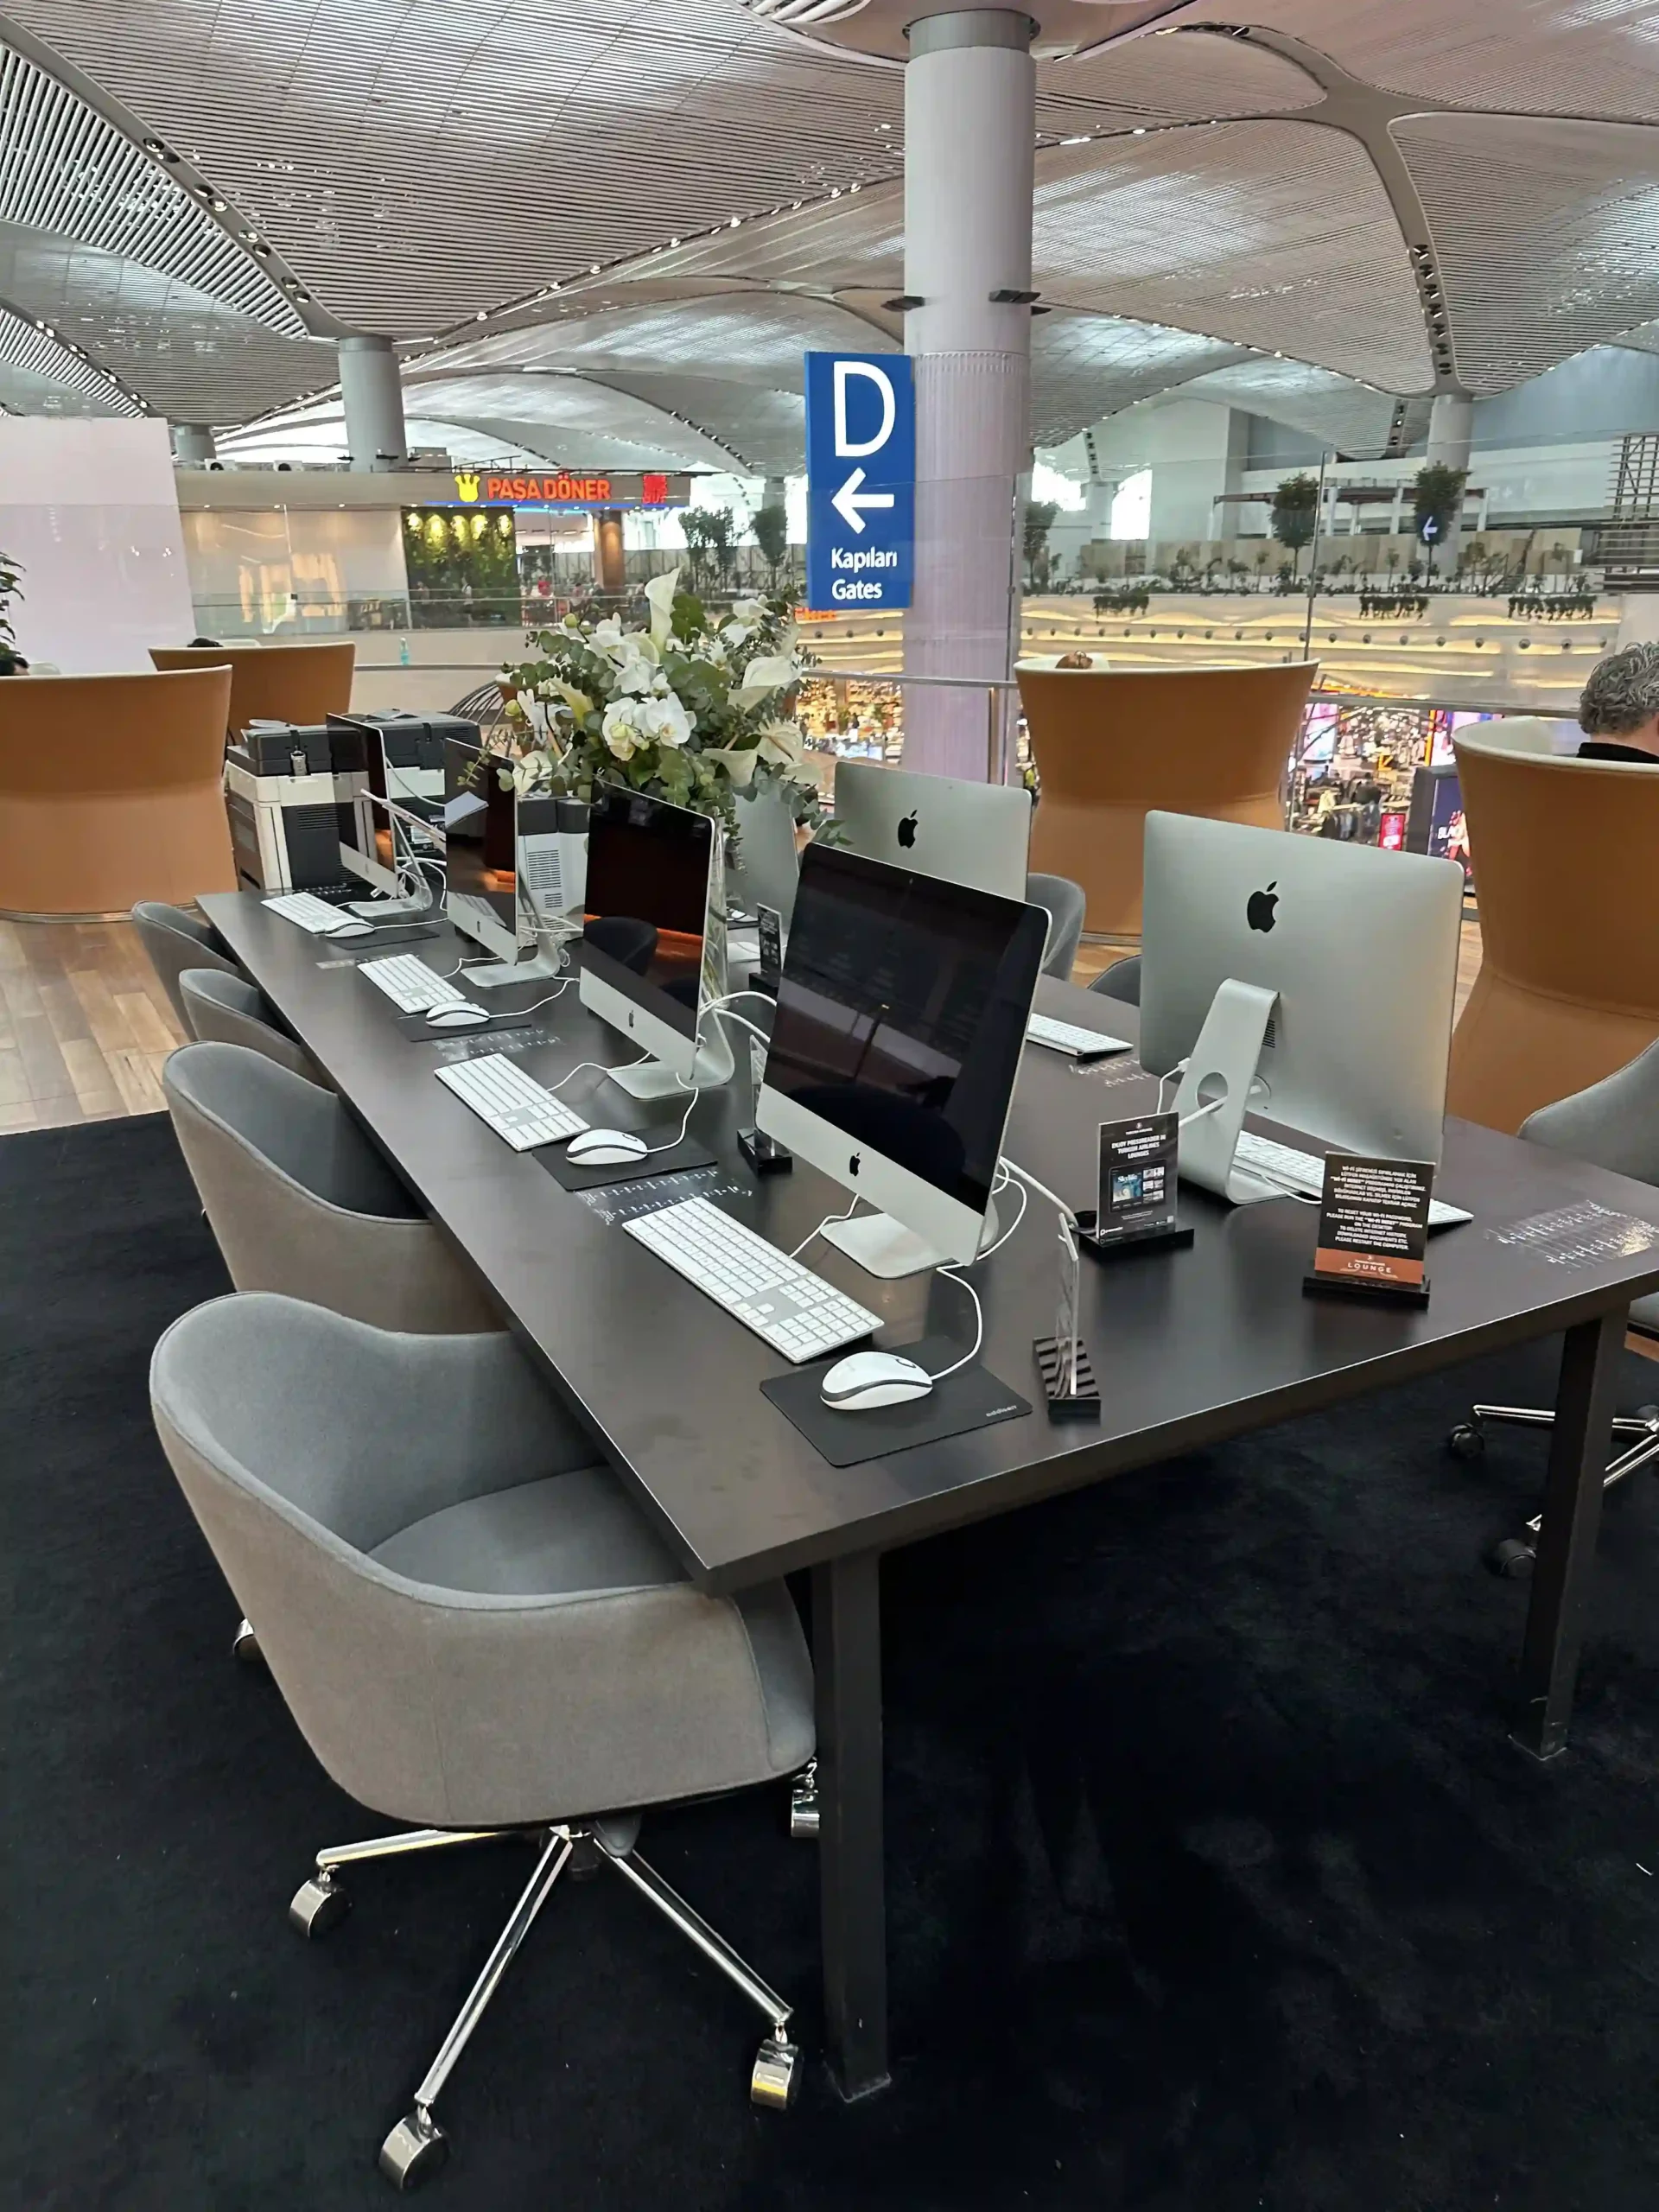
162;1041;498;1334
149;1293;816;2184
131;899;243;1034
1450;1036;1659;1574
179;967;327;1085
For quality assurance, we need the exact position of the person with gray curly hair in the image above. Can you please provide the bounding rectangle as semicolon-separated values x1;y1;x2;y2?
1576;641;1659;762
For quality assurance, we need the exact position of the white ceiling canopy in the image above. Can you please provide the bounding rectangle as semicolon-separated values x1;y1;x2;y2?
0;296;139;414
3;1;1658;451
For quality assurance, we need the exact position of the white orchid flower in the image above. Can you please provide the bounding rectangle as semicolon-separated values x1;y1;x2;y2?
639;691;693;748
732;595;765;624
756;717;806;770
704;743;759;788
731;652;797;708
590;615;624;649
721;620;753;650
644;568;681;647
601;698;644;760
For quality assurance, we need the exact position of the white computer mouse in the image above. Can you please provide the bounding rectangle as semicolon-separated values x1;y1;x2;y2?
425;1001;493;1030
325;918;374;939
820;1351;935;1413
564;1128;650;1166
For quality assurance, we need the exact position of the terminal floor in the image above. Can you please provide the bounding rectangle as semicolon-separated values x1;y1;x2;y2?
10;1113;1659;2212
0;914;1487;1136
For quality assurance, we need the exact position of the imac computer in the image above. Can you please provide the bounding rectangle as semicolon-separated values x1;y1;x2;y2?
755;842;1049;1277
728;785;803;928
1139;811;1464;1202
442;739;563;985
578;787;732;1101
834;760;1033;902
332;712;449;911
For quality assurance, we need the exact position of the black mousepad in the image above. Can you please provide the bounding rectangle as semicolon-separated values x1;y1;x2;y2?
538;1134;717;1192
395;1007;542;1039
761;1335;1032;1467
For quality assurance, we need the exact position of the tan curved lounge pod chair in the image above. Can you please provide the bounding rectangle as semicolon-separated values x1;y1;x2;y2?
149;640;355;732
1448;717;1659;1134
1018;661;1316;938
0;667;235;918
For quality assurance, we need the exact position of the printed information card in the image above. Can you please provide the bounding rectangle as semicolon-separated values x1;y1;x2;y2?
1309;1154;1434;1300
1094;1111;1181;1244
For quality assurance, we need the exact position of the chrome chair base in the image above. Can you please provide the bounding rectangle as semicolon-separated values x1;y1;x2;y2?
231;1618;263;1664
789;1758;820;1840
1449;1401;1659;1576
289;1816;800;2187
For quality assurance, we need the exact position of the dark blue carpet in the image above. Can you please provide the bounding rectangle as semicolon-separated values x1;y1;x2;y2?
5;1112;1659;2210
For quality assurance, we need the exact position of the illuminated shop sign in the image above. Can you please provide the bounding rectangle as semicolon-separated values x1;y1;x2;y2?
451;470;681;509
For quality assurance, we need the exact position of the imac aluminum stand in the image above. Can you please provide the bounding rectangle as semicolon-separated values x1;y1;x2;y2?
822;1192;1005;1281
462;947;567;990
1173;978;1284;1205
609;1022;736;1101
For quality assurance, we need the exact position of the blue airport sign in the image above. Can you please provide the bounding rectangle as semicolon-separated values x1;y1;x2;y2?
804;352;913;613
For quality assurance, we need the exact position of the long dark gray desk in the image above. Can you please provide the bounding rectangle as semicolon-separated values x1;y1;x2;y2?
205;893;1659;2101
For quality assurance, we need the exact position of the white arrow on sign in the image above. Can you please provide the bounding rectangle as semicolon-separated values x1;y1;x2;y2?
831;466;894;536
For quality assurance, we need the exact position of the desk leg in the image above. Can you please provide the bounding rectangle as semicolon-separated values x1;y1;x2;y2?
812;1550;890;2101
1511;1308;1625;1761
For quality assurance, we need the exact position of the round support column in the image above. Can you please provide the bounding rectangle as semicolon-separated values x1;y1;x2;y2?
901;9;1036;779
172;423;217;465
594;508;626;595
339;335;409;472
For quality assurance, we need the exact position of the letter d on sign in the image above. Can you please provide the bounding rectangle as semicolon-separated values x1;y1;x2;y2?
833;361;895;460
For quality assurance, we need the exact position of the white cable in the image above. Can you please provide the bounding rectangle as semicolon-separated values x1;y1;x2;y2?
1179;1096;1225;1129
927;1268;985;1382
545;1051;651;1095
789;1189;861;1261
503;979;574;1018
642;1075;702;1154
996;1154;1078;1229
976;1173;1029;1260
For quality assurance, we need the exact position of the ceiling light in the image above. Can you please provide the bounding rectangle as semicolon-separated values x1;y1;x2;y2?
1132;127;1147;137
1061;135;1089;146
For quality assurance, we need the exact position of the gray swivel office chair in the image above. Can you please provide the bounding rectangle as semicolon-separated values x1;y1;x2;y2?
179;968;328;1086
1447;1037;1659;1575
131;900;243;1035
149;1293;816;2184
165;1040;500;1667
162;1042;499;1336
1027;872;1086;982
1088;954;1141;1007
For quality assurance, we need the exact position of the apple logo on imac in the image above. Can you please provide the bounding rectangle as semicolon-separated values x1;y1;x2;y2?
896;811;918;850
1246;881;1278;934
849;1152;861;1177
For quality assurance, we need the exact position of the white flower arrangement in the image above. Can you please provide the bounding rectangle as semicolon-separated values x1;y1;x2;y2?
499;571;826;836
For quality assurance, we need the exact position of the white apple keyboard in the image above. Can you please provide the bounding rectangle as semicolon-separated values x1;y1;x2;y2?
359;954;467;1014
625;1196;881;1363
1026;1013;1132;1060
264;891;357;934
435;1053;588;1150
1233;1131;1472;1228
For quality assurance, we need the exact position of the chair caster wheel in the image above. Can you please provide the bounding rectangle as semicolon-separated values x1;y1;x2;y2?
232;1619;264;1664
1486;1537;1535;1580
1447;1422;1485;1462
788;1773;819;1842
378;2106;448;2190
751;2034;800;2111
289;1871;352;1937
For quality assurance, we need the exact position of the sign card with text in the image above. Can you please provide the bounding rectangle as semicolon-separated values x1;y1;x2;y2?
1310;1154;1434;1298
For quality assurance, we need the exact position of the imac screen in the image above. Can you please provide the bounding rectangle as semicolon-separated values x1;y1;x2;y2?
582;789;714;1040
762;845;1046;1217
